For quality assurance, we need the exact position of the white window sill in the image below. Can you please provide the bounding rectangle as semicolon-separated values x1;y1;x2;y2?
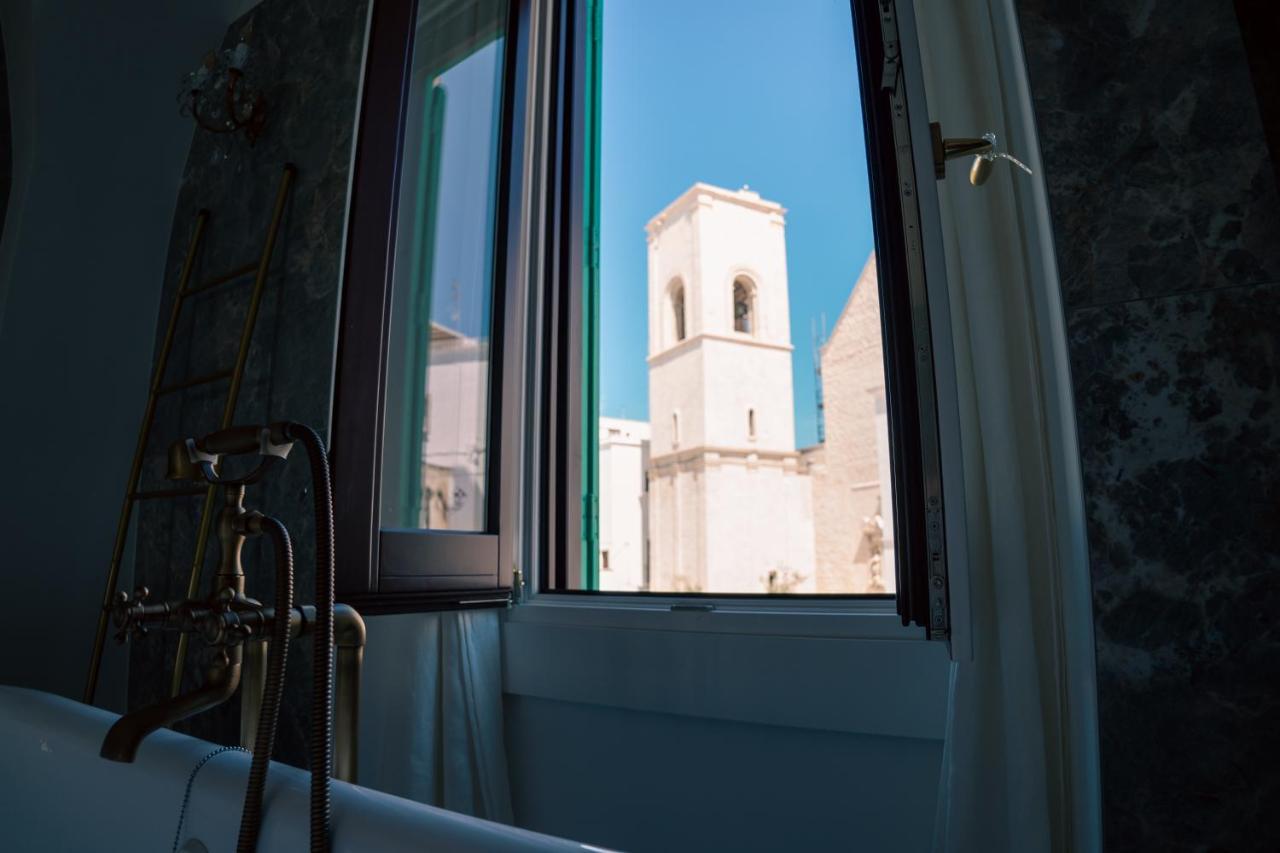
507;592;924;641
502;593;950;740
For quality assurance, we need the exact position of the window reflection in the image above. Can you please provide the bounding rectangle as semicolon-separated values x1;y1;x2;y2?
380;0;509;532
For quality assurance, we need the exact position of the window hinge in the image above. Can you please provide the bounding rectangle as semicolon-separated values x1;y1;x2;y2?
879;1;901;92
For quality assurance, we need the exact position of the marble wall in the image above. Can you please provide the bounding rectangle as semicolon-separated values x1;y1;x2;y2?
127;0;368;767
1016;1;1280;849
1;28;9;240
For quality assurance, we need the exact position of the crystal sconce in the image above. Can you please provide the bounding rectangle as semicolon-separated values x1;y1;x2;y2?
178;29;267;146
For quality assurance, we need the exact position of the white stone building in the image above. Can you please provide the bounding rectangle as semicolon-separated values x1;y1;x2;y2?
407;322;490;531
643;183;817;593
805;255;896;594
597;417;650;591
411;183;896;594
598;183;895;595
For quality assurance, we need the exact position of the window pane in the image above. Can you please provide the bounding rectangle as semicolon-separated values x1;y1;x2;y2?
380;0;509;532
594;0;894;594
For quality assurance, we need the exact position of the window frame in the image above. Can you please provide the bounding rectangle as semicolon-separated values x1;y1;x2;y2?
333;0;963;640
524;0;957;640
332;0;529;613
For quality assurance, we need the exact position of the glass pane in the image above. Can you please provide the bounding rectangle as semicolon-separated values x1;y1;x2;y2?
593;0;895;594
380;0;509;532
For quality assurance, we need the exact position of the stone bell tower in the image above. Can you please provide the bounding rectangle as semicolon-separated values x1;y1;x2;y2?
645;183;815;592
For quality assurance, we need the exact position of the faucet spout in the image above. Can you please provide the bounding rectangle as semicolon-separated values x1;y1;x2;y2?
100;647;242;763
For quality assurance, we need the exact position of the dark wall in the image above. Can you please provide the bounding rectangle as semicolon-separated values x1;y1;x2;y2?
1016;1;1280;849
0;0;260;711
1;26;10;241
126;0;368;765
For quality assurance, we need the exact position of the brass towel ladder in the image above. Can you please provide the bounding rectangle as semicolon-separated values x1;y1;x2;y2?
84;164;296;705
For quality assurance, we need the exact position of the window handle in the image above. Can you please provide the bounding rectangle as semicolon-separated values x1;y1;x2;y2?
930;123;1033;185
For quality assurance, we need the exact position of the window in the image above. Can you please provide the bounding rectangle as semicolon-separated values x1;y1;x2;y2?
337;0;954;637
671;283;686;342
534;0;952;631
334;0;518;608
733;278;753;334
577;0;908;598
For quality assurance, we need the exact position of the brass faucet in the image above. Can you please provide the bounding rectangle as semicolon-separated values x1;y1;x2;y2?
100;436;365;782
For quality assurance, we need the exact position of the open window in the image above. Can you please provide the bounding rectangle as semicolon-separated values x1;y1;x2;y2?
333;0;523;611
335;0;957;638
530;0;954;637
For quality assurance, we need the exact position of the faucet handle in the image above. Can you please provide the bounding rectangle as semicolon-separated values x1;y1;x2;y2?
110;586;153;644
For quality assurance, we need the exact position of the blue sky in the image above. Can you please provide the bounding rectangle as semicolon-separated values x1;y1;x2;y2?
600;0;876;447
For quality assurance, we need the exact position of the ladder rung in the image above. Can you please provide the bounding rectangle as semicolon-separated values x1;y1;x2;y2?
184;262;258;297
129;486;209;501
155;368;232;396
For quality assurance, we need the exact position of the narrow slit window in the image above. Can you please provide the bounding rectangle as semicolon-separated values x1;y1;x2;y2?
672;284;686;342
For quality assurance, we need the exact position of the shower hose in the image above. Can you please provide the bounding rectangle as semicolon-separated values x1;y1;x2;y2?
285;422;337;853
226;422;336;853
235;515;293;853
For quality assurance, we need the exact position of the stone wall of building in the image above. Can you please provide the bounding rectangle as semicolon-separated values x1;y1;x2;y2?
598;417;650;591
809;256;894;594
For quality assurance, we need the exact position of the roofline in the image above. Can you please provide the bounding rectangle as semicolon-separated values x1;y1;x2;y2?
645;182;786;235
819;252;878;358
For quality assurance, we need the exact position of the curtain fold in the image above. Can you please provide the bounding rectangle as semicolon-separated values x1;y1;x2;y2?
913;1;1102;851
358;609;514;823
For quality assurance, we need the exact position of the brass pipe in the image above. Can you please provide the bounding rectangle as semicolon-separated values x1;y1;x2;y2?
100;646;242;763
239;639;269;748
187;261;258;296
171;164;296;698
155;367;233;396
230;603;362;782
84;210;209;705
333;604;366;784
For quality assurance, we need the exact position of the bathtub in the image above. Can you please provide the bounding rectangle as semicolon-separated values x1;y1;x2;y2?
0;685;598;852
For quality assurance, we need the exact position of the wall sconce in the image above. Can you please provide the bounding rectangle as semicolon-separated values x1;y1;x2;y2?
178;34;267;146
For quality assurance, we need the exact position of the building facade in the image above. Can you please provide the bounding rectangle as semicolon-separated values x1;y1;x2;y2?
643;183;817;593
600;183;895;595
598;417;651;591
806;255;895;594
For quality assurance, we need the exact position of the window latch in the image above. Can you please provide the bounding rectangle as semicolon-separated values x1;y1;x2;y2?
930;123;1033;185
670;603;715;613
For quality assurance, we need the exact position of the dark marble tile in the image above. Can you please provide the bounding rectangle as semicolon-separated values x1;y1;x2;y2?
2;32;11;240
128;0;368;768
1068;280;1280;852
1018;0;1280;309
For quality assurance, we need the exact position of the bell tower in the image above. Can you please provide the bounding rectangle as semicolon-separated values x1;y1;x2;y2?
644;183;814;592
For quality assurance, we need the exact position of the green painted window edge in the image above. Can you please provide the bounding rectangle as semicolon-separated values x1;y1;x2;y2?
581;0;603;589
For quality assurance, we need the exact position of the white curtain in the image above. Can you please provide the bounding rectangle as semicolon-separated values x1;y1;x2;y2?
357;609;514;823
911;1;1102;851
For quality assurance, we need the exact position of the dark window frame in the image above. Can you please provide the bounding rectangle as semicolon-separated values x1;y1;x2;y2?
332;0;951;635
532;0;951;636
332;0;529;613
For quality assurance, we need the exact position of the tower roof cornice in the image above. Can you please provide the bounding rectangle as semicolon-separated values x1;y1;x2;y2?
645;182;786;236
